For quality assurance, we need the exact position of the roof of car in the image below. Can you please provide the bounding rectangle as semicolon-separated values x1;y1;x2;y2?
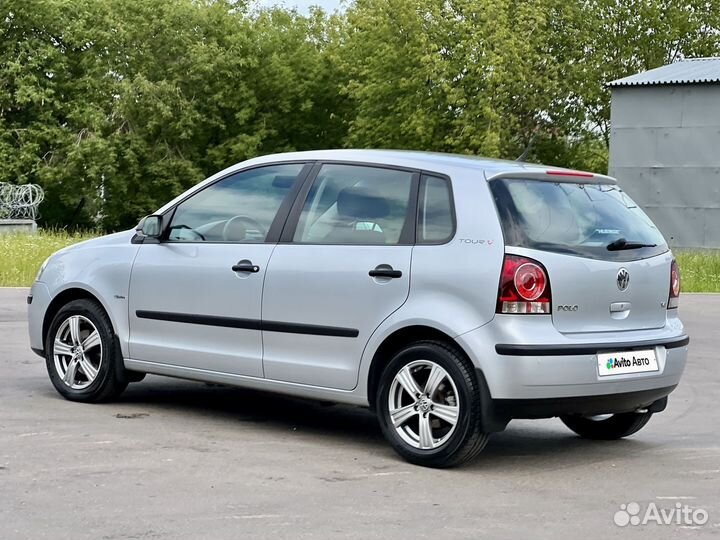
157;149;615;215
250;149;570;173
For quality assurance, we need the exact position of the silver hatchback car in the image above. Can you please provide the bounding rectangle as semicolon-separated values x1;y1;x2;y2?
28;150;688;467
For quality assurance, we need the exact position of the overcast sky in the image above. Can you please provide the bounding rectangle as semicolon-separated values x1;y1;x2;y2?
256;0;344;13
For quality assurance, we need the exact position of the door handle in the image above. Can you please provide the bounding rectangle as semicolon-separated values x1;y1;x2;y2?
610;301;631;312
369;266;402;279
232;260;260;273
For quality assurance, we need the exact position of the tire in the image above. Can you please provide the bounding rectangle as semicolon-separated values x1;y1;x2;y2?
375;340;489;468
560;412;653;440
45;299;128;402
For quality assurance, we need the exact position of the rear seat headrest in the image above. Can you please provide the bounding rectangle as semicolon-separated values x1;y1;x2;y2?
337;186;389;220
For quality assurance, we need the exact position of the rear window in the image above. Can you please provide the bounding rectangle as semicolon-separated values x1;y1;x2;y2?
489;179;668;261
417;175;455;244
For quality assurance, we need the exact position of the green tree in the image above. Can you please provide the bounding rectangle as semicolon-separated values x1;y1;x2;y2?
338;0;584;160
563;0;720;148
337;0;720;170
0;0;115;226
0;0;345;230
3;0;720;230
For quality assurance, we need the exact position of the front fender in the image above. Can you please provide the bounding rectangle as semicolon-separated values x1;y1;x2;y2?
38;232;140;357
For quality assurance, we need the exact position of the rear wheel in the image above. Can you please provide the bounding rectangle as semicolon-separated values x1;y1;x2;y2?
376;341;489;468
560;412;653;440
45;299;128;402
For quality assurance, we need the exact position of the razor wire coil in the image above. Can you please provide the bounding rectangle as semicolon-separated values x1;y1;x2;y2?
0;183;45;220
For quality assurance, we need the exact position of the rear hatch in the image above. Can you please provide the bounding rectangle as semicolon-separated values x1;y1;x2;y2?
489;171;671;334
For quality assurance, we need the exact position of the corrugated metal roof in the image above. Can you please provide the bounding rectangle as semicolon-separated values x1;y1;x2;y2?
608;57;720;87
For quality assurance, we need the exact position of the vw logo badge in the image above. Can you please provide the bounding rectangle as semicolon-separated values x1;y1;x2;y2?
617;268;630;291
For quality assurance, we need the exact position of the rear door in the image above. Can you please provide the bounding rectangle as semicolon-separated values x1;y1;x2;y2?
261;163;418;390
489;176;671;333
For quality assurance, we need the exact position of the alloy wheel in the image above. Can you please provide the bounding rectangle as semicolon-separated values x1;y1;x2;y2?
52;315;103;390
387;360;460;450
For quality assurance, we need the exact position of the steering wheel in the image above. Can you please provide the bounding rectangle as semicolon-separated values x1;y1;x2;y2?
169;224;205;241
222;215;267;242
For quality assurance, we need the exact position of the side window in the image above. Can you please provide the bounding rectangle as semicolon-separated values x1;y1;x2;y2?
167;163;305;243
417;175;454;243
293;164;414;245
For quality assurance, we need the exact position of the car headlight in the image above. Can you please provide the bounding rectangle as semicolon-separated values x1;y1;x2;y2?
36;256;51;282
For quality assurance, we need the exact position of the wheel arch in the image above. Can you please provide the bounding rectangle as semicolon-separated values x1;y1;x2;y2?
366;324;508;432
366;325;471;408
42;287;114;350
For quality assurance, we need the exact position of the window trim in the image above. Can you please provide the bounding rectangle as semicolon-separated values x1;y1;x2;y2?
155;161;314;245
415;173;457;246
279;160;421;246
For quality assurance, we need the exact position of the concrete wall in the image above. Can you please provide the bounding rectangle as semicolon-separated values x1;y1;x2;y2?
608;84;720;249
0;219;37;235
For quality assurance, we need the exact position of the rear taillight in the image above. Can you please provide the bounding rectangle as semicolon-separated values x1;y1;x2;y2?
668;259;680;309
496;255;551;314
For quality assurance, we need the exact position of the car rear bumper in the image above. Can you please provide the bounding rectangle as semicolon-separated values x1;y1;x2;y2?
456;314;688;401
492;385;674;420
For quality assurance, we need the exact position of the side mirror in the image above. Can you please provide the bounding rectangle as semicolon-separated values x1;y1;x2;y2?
138;215;163;238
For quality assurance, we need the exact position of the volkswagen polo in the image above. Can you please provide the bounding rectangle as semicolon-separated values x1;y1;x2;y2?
27;150;689;467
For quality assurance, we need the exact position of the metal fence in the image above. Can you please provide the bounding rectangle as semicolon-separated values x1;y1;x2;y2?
0;183;44;221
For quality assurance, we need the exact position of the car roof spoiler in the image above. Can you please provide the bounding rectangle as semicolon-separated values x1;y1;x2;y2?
485;169;617;185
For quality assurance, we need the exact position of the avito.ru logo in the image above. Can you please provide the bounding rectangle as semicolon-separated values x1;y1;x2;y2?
606;356;651;370
614;501;709;527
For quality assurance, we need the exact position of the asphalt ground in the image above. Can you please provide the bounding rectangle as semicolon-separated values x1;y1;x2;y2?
1;288;718;539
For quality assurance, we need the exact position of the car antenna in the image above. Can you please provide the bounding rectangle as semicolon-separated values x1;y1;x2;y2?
516;132;538;162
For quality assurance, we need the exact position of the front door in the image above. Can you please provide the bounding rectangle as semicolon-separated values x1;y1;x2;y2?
261;163;418;390
128;162;309;377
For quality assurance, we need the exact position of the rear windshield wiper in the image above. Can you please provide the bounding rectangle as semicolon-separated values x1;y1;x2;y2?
606;238;657;251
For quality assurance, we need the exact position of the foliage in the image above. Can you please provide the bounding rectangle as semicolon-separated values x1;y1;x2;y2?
339;0;720;167
675;251;720;293
0;229;98;286
558;0;720;147
0;0;346;229
1;0;719;229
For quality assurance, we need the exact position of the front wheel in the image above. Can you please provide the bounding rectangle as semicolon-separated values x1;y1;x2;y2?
560;412;653;440
45;299;128;402
376;341;489;468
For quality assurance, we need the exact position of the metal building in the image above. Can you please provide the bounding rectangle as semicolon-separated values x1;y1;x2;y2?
608;57;720;249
